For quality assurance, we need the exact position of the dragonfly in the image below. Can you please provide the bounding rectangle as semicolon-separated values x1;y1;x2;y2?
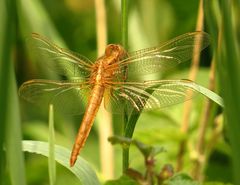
19;32;210;167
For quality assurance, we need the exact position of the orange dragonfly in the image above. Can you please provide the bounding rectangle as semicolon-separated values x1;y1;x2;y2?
19;32;210;167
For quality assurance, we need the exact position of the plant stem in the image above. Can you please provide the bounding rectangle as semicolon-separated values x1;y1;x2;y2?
191;57;216;180
95;0;107;54
48;104;56;185
95;0;114;179
176;0;204;171
121;0;128;50
123;112;141;173
121;0;129;173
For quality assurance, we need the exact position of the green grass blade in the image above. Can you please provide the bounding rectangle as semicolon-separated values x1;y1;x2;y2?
6;72;27;185
22;140;100;185
18;0;62;41
0;1;9;183
218;1;240;184
206;0;240;184
0;0;26;185
5;67;27;185
186;83;224;107
48;104;56;185
0;1;12;183
122;80;223;173
17;0;69;79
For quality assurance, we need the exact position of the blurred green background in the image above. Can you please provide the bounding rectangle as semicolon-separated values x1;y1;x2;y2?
1;0;240;185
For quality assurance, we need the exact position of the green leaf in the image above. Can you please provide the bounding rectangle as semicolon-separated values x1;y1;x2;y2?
109;136;165;158
165;174;200;185
22;140;100;185
105;175;138;185
203;182;233;185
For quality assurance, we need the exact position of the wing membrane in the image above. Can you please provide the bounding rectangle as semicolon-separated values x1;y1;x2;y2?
22;32;210;115
30;33;93;77
104;80;200;114
109;32;210;76
19;79;91;115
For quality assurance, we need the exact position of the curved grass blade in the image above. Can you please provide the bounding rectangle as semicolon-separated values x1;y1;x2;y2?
123;80;223;173
187;82;224;107
22;140;100;185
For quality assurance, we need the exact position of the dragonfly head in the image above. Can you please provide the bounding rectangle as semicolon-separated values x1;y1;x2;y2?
105;44;126;64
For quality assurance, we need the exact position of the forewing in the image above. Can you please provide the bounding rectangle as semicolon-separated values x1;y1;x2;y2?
30;33;93;78
111;32;210;76
104;80;200;114
19;79;91;115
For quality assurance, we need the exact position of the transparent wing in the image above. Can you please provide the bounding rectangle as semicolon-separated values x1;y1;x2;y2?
19;79;91;115
30;33;93;77
104;80;200;114
108;32;210;76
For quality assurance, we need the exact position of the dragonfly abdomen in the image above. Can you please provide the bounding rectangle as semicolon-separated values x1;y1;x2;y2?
70;84;105;166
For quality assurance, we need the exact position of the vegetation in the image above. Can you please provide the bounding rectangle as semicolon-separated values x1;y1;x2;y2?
0;0;239;185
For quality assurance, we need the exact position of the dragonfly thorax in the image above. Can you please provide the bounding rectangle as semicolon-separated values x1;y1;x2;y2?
86;44;127;84
105;44;127;65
